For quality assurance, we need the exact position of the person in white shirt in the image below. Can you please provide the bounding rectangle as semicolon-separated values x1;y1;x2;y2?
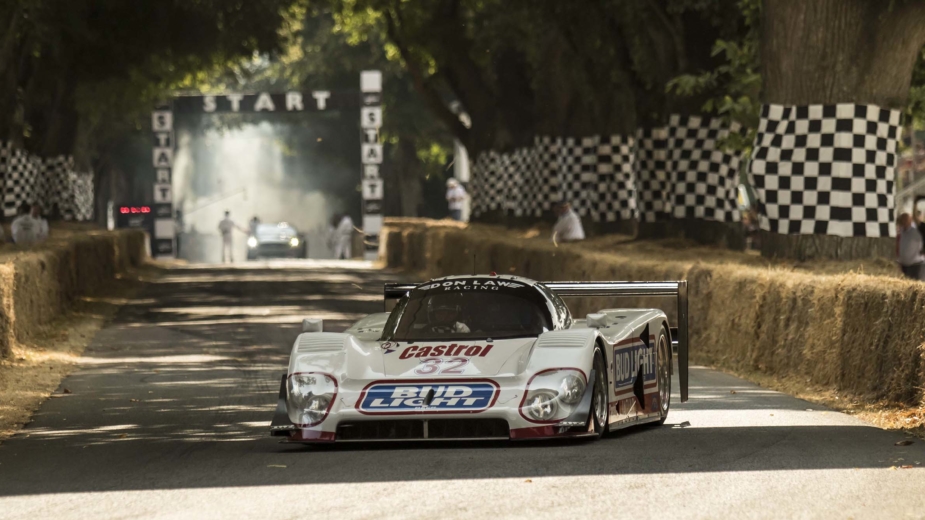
331;213;355;260
11;203;48;245
446;178;467;221
552;201;585;243
218;210;244;263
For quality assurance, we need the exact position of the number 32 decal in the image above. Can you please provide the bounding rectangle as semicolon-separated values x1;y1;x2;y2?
414;358;469;375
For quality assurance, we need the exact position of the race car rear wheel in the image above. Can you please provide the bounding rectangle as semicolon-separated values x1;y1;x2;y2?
589;347;609;438
656;327;671;424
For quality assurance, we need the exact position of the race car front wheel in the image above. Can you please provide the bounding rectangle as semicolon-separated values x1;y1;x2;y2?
589;347;609;439
656;326;671;424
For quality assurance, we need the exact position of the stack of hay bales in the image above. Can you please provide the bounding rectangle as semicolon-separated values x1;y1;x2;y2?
0;229;146;358
381;219;925;407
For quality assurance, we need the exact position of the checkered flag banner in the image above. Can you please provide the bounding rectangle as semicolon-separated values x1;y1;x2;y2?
533;136;560;214
468;119;742;225
635;128;670;222
71;172;94;221
1;142;41;218
596;135;637;222
749;103;901;238
556;136;598;219
470;151;503;217
0;141;94;220
668;115;743;223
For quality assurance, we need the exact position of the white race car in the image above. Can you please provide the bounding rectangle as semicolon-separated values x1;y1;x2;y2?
270;275;689;442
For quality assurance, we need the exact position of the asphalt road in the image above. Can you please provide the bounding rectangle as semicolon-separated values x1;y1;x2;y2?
0;261;923;520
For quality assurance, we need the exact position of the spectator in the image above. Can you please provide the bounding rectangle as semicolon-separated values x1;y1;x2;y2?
445;178;467;221
217;210;244;263
552;201;585;243
329;213;355;259
34;203;49;240
248;216;260;236
915;210;925;252
897;212;924;280
12;202;47;245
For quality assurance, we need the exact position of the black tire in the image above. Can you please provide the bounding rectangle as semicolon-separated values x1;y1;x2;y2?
588;347;609;439
655;326;671;425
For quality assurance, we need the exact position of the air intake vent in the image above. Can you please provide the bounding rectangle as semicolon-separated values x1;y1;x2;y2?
297;334;344;353
535;334;588;348
336;419;509;441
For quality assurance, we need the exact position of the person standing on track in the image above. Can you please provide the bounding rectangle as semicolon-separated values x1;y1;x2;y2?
218;210;244;264
331;213;355;260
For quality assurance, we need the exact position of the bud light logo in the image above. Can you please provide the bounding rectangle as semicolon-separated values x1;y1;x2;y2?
358;382;498;414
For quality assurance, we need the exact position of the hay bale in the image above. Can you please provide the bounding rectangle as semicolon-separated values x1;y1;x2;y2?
0;229;147;358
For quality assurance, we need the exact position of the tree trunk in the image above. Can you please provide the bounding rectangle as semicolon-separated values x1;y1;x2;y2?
759;0;925;260
760;231;894;261
763;0;925;108
0;7;22;142
384;138;424;218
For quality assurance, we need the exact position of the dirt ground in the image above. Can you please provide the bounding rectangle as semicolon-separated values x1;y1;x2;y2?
0;261;164;443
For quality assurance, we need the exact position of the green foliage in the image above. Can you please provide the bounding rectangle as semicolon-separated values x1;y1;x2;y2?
1;0;296;157
666;0;760;155
906;48;925;125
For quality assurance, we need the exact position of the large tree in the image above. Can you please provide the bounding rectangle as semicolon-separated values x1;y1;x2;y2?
0;0;295;220
757;0;925;259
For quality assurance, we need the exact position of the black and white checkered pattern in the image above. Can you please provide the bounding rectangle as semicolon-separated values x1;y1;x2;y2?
557;136;598;218
470;151;504;217
749;103;901;238
532;136;560;215
471;139;561;219
71;172;94;221
43;155;69;216
508;148;532;217
596;134;637;222
496;152;520;215
635;128;670;222
1;142;41;218
668;115;742;223
0;142;93;220
469;119;744;225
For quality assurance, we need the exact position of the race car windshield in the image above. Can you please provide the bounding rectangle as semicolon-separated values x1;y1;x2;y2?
385;279;553;341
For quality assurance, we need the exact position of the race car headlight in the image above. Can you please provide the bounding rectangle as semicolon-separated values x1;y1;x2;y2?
524;391;558;421
519;368;587;424
559;374;586;405
287;373;337;426
289;237;300;247
247;237;258;248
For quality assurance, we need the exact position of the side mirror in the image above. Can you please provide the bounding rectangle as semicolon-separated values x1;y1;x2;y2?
586;313;608;328
302;318;323;333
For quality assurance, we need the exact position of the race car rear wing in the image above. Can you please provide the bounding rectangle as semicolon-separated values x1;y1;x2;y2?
383;280;689;402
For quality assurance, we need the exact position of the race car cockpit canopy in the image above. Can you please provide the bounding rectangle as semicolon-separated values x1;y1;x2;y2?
380;278;554;342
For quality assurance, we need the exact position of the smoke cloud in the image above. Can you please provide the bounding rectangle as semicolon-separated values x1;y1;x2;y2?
171;116;360;263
